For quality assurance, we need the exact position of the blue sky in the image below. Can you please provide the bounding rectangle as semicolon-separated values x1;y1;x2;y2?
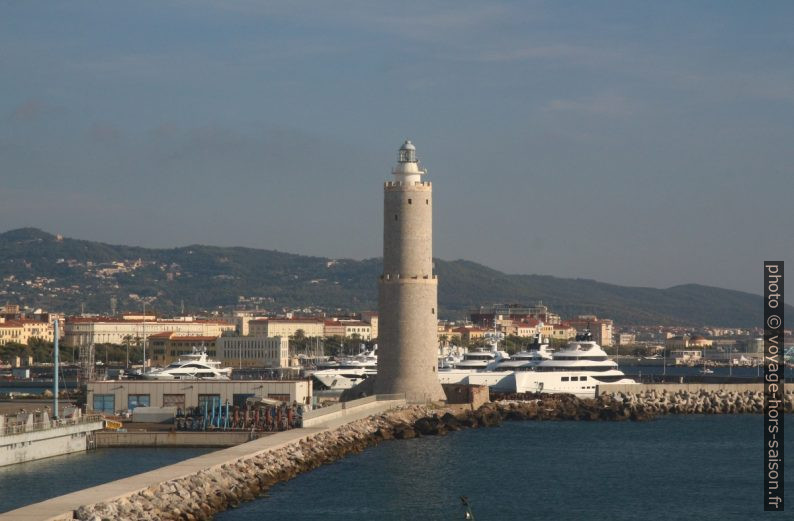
1;1;792;295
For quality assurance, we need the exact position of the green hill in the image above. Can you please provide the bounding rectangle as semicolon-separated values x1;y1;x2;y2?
0;228;781;327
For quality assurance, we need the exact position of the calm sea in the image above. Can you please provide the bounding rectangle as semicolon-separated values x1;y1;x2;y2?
619;365;794;380
1;417;790;519
218;415;792;521
0;447;212;513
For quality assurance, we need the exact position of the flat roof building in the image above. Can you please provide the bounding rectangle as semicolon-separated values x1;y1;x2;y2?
216;336;290;368
87;379;312;415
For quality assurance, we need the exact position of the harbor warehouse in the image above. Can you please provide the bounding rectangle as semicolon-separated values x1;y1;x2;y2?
87;380;312;414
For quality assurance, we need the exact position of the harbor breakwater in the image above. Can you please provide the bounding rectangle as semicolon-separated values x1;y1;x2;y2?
73;390;792;521
604;388;794;415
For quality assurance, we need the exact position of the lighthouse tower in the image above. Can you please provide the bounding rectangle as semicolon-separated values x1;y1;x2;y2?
374;140;446;402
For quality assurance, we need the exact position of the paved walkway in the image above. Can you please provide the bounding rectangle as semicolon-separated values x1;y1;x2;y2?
0;400;402;521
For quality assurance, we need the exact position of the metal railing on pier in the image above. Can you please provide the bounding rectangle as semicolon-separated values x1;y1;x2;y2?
1;414;104;437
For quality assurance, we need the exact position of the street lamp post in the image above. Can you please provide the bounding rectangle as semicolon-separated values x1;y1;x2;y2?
142;302;147;374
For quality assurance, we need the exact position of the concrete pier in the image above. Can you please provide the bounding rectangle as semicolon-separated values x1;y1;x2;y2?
0;397;405;521
0;414;104;467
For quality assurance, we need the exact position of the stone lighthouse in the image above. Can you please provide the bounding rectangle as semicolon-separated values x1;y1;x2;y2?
374;140;446;402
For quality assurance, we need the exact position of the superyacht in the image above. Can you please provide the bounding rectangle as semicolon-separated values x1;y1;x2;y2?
142;348;232;380
509;331;636;397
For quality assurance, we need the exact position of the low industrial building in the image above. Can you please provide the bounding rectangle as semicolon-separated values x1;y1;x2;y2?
87;379;312;414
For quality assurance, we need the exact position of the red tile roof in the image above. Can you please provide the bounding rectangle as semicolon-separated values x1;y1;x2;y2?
66;316;232;325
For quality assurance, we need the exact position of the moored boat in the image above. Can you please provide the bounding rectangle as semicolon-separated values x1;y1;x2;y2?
141;348;232;380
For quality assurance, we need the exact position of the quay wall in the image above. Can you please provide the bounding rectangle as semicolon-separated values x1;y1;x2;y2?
95;431;264;448
0;420;104;467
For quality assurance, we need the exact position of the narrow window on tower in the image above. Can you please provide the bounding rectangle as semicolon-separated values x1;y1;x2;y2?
432;307;435;315
425;199;429;204
394;214;398;221
408;198;412;204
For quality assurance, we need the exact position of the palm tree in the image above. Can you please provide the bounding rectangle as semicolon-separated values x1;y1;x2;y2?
122;335;133;368
290;329;307;355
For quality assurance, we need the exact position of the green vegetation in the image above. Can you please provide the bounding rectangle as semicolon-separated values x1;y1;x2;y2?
1;228;785;327
0;339;62;365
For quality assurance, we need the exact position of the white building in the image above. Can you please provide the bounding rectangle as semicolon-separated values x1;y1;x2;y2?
63;315;235;347
216;336;290;368
248;318;325;338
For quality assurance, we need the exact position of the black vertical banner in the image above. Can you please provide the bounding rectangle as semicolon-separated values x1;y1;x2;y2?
764;261;784;511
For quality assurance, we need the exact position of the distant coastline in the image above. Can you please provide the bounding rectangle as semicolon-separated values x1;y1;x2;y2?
1;227;783;326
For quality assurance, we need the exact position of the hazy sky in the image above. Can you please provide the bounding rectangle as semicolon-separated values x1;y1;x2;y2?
2;1;792;295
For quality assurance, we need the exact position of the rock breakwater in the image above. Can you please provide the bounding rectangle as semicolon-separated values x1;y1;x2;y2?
604;388;794;416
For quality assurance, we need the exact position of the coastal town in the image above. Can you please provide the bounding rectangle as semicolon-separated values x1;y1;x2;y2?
0;300;784;378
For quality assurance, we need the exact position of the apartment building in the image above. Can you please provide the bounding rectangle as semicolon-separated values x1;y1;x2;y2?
63;315;235;347
248;318;325;338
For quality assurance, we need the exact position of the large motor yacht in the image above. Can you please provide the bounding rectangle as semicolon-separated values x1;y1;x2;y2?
142;348;232;380
508;331;636;397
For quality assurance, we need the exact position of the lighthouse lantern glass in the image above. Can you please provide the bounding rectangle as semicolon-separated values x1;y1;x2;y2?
399;148;416;163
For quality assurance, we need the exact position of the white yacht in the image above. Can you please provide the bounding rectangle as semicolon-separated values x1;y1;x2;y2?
437;334;512;388
142;349;232;380
311;348;378;390
508;331;636;397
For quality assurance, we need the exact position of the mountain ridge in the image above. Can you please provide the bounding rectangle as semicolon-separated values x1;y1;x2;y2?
0;228;781;328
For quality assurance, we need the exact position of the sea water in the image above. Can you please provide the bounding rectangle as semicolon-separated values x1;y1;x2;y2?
217;415;792;521
0;447;212;513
